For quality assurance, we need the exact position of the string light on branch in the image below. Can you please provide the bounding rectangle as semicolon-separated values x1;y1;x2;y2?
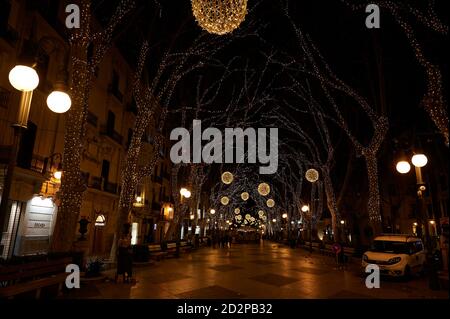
258;183;270;196
191;0;248;35
221;171;234;184
220;196;230;206
241;192;249;201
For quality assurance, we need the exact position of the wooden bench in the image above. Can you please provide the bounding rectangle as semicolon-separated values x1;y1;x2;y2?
164;243;179;258
0;257;72;299
148;244;167;261
179;241;192;253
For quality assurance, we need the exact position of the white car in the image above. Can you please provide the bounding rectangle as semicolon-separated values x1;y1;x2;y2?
362;234;426;277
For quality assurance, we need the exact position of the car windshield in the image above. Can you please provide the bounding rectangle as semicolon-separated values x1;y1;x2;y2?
370;240;409;254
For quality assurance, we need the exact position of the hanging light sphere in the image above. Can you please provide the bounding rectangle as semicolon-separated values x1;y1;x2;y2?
396;161;411;174
258;183;270;196
241;192;249;201
266;199;275;208
258;210;265;217
47;91;72;113
411;154;428;168
9;65;39;91
305;169;319;183
220;196;229;205
191;0;248;35
282;213;288;219
221;171;234;184
234;208;240;214
301;205;310;213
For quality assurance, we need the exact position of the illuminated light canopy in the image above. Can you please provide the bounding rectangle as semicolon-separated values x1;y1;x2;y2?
220;196;229;206
221;171;234;184
411;154;428;168
266;199;275;208
305;169;319;183
191;0;248;35
257;183;270;196
241;192;249;201
47;91;72;113
396;161;411;174
9;65;39;91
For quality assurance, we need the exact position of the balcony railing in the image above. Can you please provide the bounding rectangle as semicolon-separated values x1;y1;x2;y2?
87;111;98;127
100;125;123;146
108;84;123;103
87;176;118;195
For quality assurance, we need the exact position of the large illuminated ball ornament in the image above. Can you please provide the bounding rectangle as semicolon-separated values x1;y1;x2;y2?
191;0;248;35
234;208;241;214
241;192;249;201
9;65;39;91
221;171;234;184
47;91;72;113
305;169;319;183
266;199;275;208
220;196;230;205
245;214;251;220
257;183;270;196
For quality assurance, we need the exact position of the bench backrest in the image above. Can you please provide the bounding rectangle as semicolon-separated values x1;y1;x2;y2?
148;245;162;252
0;257;72;283
167;243;177;249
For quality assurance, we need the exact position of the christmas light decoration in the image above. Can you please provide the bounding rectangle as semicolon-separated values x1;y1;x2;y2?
234;208;240;214
241;192;249;201
305;169;319;183
191;0;248;35
221;196;230;205
221;171;234;184
257;183;270;196
266;199;275;208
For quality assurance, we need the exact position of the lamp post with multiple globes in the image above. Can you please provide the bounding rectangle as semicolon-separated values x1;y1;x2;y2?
0;65;71;235
396;151;441;290
396;152;430;243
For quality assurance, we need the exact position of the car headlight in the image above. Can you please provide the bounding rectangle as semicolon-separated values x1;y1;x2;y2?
387;257;401;265
363;254;368;262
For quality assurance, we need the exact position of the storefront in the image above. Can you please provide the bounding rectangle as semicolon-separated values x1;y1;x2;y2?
0;195;58;259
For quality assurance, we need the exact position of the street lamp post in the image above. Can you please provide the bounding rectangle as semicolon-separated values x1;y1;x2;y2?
396;153;430;245
396;152;440;290
301;204;312;252
0;65;71;237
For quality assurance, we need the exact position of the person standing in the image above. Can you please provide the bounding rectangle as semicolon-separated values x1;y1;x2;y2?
116;233;133;283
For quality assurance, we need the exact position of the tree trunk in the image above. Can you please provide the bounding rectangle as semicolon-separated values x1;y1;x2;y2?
51;43;90;253
365;152;382;235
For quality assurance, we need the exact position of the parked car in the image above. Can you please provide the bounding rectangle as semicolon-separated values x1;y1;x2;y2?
362;234;426;278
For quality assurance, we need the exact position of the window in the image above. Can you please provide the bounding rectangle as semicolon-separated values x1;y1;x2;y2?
101;160;110;184
17;121;37;169
107;111;115;134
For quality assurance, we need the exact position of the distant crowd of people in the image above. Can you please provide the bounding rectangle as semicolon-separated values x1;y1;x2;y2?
209;232;233;248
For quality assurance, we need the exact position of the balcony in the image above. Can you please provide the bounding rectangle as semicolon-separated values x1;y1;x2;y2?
87;111;98;127
100;125;123;146
87;176;118;195
108;84;123;103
